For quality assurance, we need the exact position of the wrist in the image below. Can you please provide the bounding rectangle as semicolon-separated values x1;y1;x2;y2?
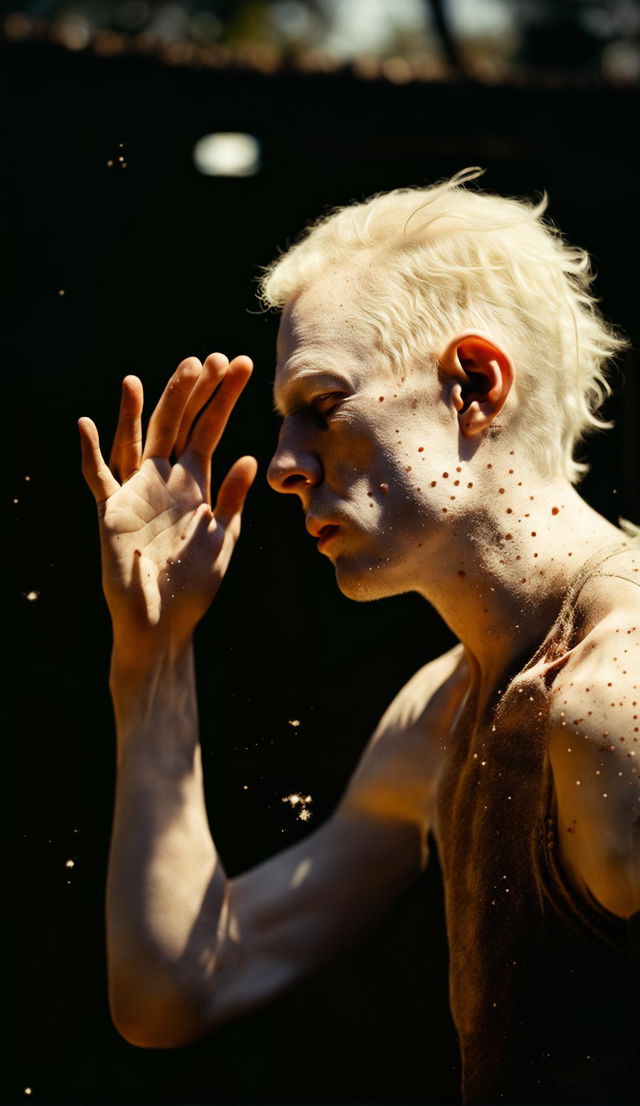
109;632;194;685
109;637;197;735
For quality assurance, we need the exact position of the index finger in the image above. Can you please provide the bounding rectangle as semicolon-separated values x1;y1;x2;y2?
185;355;253;465
141;358;202;462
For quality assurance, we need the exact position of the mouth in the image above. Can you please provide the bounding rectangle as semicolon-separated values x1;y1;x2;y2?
316;524;340;551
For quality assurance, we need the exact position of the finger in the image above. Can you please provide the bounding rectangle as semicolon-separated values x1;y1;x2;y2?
187;356;253;465
213;455;258;536
142;357;202;462
175;352;229;459
78;417;120;507
109;375;143;482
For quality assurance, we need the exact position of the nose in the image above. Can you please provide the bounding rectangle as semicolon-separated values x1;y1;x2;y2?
267;426;323;494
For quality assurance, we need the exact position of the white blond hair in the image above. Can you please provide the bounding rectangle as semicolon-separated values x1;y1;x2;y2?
259;168;627;483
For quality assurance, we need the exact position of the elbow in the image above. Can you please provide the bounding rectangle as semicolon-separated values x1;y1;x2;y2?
111;1016;168;1050
112;1020;194;1050
110;1007;205;1050
109;981;209;1050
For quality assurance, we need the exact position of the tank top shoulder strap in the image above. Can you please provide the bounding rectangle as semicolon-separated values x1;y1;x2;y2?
537;537;640;661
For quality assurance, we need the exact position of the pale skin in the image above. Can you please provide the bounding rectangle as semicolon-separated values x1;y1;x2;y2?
79;283;640;1050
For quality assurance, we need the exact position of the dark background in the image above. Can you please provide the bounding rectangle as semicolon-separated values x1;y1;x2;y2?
3;33;639;1106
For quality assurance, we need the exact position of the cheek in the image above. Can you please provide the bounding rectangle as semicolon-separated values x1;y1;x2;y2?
329;419;384;478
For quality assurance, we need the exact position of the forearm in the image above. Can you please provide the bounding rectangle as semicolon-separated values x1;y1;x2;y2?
107;641;227;1046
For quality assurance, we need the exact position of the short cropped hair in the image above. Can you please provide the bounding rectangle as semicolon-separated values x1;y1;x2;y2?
259;169;627;484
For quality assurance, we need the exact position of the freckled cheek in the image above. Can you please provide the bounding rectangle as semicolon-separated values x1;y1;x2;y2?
330;424;386;478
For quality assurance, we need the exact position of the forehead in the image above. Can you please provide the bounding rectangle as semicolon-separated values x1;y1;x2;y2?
274;278;379;405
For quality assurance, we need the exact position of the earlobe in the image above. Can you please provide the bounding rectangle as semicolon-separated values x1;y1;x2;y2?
438;331;514;438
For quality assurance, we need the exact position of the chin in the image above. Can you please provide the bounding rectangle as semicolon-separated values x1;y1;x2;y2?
332;552;412;603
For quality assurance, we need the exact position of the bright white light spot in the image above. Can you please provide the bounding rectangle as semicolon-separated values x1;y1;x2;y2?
322;0;427;59
193;133;261;177
288;719;301;727
449;0;514;37
25;590;40;602
24;1090;32;1097
65;859;75;869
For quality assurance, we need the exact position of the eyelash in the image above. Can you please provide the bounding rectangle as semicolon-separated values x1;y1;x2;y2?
313;392;345;421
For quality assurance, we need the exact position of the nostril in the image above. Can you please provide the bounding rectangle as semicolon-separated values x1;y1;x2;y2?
282;473;310;490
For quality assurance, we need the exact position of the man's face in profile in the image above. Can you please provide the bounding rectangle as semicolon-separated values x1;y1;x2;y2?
267;279;461;601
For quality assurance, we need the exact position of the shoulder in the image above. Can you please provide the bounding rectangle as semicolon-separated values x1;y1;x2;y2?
341;644;469;831
373;642;469;739
547;559;640;918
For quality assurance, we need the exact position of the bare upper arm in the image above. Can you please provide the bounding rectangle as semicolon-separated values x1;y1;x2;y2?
548;584;640;919
200;643;468;1032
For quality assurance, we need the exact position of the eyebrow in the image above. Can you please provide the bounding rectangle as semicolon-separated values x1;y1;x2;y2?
273;368;353;417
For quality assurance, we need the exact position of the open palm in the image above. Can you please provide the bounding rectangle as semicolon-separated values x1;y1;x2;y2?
79;353;257;646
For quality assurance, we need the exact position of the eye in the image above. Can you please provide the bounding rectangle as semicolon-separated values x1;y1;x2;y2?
313;392;345;422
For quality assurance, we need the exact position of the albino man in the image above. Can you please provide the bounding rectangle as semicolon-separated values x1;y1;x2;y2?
80;169;639;1104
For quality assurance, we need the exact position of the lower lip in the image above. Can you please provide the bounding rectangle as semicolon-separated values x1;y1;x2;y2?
317;526;340;551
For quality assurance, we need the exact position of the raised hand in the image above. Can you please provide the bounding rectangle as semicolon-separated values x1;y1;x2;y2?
79;353;257;654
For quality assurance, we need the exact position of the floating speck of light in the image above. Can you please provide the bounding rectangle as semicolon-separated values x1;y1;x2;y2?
24;1090;32;1097
65;859;75;869
25;590;40;602
13;498;19;504
282;792;313;822
288;719;301;728
58;289;65;296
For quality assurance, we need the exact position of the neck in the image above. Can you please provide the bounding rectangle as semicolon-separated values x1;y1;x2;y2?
417;475;623;692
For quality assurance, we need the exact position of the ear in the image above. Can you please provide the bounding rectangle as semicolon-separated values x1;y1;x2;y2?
437;332;514;437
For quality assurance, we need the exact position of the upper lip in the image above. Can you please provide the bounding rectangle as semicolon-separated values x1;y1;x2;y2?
305;518;341;539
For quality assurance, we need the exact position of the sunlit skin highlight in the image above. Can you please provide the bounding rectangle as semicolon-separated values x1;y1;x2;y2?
79;264;639;1072
269;281;624;696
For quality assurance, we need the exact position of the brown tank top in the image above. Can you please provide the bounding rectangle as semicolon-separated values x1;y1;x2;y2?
435;540;640;1104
